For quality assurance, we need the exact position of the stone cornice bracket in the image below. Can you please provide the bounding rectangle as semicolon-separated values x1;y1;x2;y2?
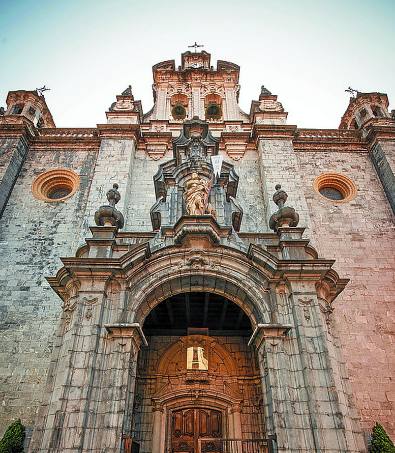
365;122;395;147
220;129;250;161
248;323;292;349
317;271;349;304
104;323;148;347
142;130;173;160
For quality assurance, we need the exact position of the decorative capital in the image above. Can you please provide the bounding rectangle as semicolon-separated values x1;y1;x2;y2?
94;183;124;229
269;184;299;232
248;323;292;349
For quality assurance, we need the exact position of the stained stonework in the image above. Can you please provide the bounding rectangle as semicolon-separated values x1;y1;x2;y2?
0;50;394;452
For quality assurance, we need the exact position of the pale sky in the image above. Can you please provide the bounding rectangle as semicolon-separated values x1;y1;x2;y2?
0;0;394;129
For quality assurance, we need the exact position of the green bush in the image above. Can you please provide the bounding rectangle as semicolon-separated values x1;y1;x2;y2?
371;422;395;453
0;419;25;453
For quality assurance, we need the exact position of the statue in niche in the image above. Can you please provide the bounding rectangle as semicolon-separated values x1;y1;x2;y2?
184;172;216;217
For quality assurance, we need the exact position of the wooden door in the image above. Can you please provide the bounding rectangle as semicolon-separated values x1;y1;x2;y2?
170;408;222;452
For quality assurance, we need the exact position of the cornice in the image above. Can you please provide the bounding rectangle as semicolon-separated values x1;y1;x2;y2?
252;124;297;142
31;127;100;150
0;122;35;141
365;124;395;146
293;128;367;152
97;123;141;140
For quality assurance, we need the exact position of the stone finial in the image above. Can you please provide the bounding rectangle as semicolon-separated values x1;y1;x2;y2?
269;184;299;232
260;85;272;98
94;183;124;229
106;183;121;207
121;85;133;96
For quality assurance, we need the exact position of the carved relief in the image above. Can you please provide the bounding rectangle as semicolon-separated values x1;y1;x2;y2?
62;279;80;330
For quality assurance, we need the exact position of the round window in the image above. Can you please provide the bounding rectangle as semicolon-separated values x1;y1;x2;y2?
314;173;357;203
319;187;344;200
206;103;221;119
172;104;187;120
32;169;79;202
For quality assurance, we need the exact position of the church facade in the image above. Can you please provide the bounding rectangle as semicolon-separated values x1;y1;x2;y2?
0;50;394;452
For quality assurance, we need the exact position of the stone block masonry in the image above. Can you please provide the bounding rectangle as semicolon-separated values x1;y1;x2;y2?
297;148;395;437
0;147;97;435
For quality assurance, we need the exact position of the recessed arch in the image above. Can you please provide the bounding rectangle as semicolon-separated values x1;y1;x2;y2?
120;246;274;328
129;271;271;328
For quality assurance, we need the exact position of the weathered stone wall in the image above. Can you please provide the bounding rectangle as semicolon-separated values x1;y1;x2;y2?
132;335;264;453
369;141;395;213
125;149;172;231
257;138;312;231
296;149;395;438
232;150;267;232
0;148;97;436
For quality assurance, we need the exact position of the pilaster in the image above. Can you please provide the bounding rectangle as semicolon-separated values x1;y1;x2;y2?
365;122;395;214
253;124;312;231
81;124;139;240
0;122;32;217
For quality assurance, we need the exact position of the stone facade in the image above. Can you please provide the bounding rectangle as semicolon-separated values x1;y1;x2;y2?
0;51;394;452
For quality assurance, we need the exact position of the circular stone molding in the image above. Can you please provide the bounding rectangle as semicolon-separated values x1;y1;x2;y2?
313;173;357;203
32;169;79;202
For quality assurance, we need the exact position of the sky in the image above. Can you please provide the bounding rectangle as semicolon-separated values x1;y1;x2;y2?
0;0;394;129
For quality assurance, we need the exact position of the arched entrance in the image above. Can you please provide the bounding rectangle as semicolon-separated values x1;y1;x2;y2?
131;291;265;453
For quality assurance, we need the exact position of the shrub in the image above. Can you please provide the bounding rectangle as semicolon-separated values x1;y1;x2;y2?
370;422;395;453
0;419;25;453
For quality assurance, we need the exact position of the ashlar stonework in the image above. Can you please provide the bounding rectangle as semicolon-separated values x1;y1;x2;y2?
0;50;394;453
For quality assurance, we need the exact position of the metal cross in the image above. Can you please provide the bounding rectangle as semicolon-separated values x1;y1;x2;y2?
345;86;360;98
36;85;50;96
188;42;204;53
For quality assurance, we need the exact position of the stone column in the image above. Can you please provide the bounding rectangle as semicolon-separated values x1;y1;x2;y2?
191;87;202;118
250;323;319;452
230;403;242;438
30;276;111;452
151;403;165;453
81;323;147;451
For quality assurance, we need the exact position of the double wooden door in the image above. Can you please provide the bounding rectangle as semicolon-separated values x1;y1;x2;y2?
170;408;222;453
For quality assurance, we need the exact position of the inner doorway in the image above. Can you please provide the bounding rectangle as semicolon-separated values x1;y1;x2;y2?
171;408;222;453
131;291;265;453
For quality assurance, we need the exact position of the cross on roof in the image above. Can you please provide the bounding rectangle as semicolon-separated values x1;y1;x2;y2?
188;42;204;53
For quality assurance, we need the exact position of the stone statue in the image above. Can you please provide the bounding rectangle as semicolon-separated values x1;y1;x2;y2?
184;172;216;217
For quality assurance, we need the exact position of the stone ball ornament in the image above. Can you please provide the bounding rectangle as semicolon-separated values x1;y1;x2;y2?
269;184;299;231
94;183;125;229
